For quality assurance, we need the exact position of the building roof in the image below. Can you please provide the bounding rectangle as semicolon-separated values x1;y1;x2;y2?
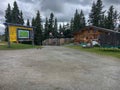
89;26;120;33
3;23;35;28
74;26;120;34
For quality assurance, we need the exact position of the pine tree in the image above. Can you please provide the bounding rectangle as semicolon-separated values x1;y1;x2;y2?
73;9;86;32
48;13;54;38
5;4;12;41
96;0;103;26
26;19;30;26
34;11;42;45
11;1;20;24
44;17;49;39
63;23;72;38
89;2;97;25
70;18;74;33
107;5;115;29
59;24;64;38
73;9;80;32
32;17;35;26
19;11;24;25
54;18;58;38
89;0;103;27
113;10;118;20
5;4;12;23
59;24;62;34
99;13;105;28
79;10;86;28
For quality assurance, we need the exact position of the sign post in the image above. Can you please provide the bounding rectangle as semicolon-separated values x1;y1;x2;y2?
7;27;11;48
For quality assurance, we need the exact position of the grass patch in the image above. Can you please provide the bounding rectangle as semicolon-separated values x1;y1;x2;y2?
67;46;120;59
0;43;42;50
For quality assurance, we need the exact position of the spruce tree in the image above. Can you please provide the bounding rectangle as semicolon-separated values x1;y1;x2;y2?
34;11;42;45
19;11;24;25
44;17;49;39
96;0;103;26
58;24;64;37
89;2;97;25
73;9;80;32
54;18;58;38
4;4;12;41
79;10;86;28
107;5;115;29
70;18;74;34
11;1;20;24
99;13;106;28
89;0;104;27
48;13;54;38
26;19;30;26
32;17;35;26
73;9;86;32
5;4;12;23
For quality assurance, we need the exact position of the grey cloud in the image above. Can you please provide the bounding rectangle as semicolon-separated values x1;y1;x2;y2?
41;0;64;13
18;0;35;4
0;10;4;16
65;0;91;6
104;0;120;5
65;0;81;4
57;16;72;22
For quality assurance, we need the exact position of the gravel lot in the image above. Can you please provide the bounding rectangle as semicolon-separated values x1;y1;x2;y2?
0;46;120;90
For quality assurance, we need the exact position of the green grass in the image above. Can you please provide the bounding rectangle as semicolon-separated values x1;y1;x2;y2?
67;46;120;59
0;43;42;50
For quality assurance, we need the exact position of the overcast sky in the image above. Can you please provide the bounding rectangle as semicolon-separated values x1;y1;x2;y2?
0;0;120;34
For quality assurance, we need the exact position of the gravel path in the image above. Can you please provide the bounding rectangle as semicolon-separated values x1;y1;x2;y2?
0;46;120;90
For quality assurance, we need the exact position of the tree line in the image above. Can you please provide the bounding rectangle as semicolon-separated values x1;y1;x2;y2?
5;0;120;45
88;0;120;30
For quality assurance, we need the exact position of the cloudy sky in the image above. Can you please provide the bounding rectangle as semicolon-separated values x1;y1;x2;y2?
0;0;120;34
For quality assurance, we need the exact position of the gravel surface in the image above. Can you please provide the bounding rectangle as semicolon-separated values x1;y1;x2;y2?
0;46;120;90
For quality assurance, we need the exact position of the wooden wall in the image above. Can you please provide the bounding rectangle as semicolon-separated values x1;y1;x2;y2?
74;28;104;43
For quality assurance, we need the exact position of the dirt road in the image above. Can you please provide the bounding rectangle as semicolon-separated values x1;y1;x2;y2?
0;46;120;90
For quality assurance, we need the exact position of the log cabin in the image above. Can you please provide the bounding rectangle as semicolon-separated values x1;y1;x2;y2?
74;26;120;46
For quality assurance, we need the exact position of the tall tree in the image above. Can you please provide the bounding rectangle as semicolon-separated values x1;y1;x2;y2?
96;0;103;26
59;24;64;38
106;5;115;29
59;24;62;33
89;0;103;27
99;13;106;28
53;18;58;38
34;11;42;45
70;18;74;34
73;9;80;32
89;2;96;25
11;1;20;24
73;9;86;32
4;3;12;41
19;11;24;25
48;13;54;38
44;17;49;40
5;4;12;23
26;19;30;26
63;23;72;38
79;10;86;28
31;17;35;26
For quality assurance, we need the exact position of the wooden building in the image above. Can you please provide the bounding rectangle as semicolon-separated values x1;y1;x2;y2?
74;26;120;45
